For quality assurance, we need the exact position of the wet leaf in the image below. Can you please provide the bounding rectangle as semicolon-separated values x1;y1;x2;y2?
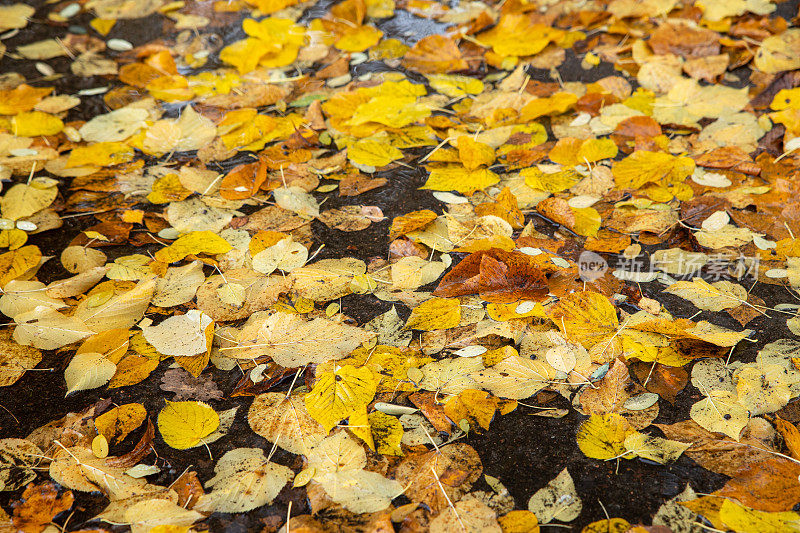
157;401;219;450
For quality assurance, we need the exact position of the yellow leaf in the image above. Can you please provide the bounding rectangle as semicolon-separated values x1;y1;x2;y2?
365;0;395;17
348;139;403;168
73;277;156;332
622;433;690;464
1;180;58;221
148;174;193;204
305;365;378;432
64;352;116;395
519;92;578;121
427;74;484;98
576;414;636;460
548;291;618;350
335;25;383;52
689;390;748;440
0;229;27;250
368;411;404;455
146;74;194;102
66;142;135;168
719;499;800;533
95;403;147;443
736;364;791;416
572;207;601;237
0;245;41;288
422;165;500;195
77;328;130;364
389;209;438;239
348;409;375;450
157;400;220;450
405;297;461;331
444;389;508;432
321;345;433;393
220;18;305;73
348;96;432;129
612;151;695;189
771;87;800;111
108;354;159;388
521;167;580;193
91;435;109;458
754;29;800;74
486;301;546;321
550;138;618;167
248;392;327;454
664;278;746;311
154;231;232;263
143;120;182;154
498;510;540;533
0;84;52;115
11;111;64;137
219;38;271;74
89;18;116;35
457;136;495;171
478;15;564;57
243;17;305;45
245;0;301;11
581;519;630;533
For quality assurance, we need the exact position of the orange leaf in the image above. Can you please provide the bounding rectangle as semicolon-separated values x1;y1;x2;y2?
220;158;268;200
389;209;438;240
775;417;800;460
11;482;74;532
474;187;524;229
401;35;468;74
0;85;53;115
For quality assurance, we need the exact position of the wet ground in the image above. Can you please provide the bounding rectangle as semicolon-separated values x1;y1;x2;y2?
2;0;800;531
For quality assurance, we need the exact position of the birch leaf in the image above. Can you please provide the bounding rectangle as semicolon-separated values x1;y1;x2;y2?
13;306;93;349
64;352;116;395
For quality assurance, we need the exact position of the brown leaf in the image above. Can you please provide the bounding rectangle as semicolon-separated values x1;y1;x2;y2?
394;443;481;513
775;417;800;460
410;391;452;434
474;188;525;229
339;175;388;196
171;470;205;510
26;399;112;451
648;22;720;58
611;116;662;154
656;419;783;477
693;146;761;175
715;457;800;512
160;367;224;401
105;418;155;468
433;249;548;302
476;253;548;303
319;205;384;232
630;361;687;404
726;293;767;326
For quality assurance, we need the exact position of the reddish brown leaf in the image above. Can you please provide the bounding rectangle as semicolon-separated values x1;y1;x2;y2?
477;253;548;303
105;418;155;468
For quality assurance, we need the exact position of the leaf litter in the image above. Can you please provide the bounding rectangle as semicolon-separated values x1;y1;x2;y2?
2;0;800;531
